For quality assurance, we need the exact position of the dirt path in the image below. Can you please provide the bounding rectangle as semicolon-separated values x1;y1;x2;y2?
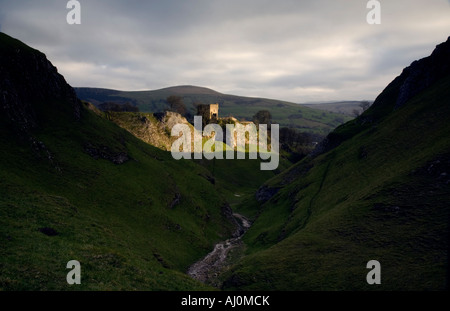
187;213;251;287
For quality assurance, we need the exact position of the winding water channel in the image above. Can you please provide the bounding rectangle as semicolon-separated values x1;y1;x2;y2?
187;213;251;286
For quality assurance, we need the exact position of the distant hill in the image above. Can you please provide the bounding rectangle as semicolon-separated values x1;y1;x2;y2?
303;101;372;117
75;86;352;135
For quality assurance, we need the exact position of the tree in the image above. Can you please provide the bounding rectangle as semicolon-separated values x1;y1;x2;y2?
252;110;272;126
122;102;139;112
279;127;316;163
166;95;186;116
98;102;139;112
195;103;211;127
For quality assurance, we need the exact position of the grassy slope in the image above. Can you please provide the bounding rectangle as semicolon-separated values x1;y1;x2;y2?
106;110;188;151
75;86;351;135
0;98;237;290
194;156;290;209
222;74;450;290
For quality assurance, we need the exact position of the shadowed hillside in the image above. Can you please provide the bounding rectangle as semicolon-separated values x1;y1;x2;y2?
0;32;237;290
222;36;450;291
2;30;449;292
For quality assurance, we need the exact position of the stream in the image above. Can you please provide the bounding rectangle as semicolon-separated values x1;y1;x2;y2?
187;213;251;287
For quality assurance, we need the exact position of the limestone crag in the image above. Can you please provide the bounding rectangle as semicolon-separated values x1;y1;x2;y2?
109;111;193;152
0;32;81;133
0;33;83;170
396;37;450;108
314;36;450;157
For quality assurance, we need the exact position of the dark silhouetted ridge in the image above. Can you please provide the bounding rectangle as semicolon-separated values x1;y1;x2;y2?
0;32;80;133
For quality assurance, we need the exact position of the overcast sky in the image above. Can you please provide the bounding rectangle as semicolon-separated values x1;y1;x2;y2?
1;0;449;103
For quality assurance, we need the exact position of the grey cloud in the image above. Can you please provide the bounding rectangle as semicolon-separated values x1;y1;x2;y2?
1;0;450;102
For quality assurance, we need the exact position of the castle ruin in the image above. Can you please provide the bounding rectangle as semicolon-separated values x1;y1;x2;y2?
209;103;219;120
197;103;219;123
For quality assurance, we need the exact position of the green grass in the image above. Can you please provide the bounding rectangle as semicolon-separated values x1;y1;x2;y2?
4;31;448;291
221;74;450;290
194;156;282;208
0;97;239;290
0;96;290;290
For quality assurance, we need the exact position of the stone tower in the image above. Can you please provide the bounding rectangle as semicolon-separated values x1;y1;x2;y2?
209;103;219;120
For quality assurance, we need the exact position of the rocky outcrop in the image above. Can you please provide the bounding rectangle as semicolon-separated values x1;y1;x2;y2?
0;33;83;170
0;32;81;133
314;36;450;157
371;36;450;113
109;111;193;151
395;37;450;108
255;185;280;203
161;111;191;132
83;143;130;165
